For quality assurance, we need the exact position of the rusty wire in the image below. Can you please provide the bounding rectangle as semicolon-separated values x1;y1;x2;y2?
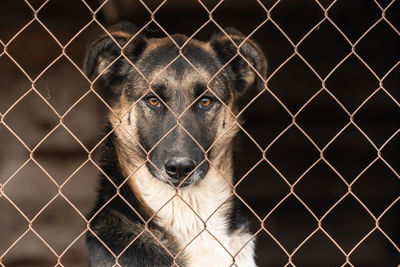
0;0;399;266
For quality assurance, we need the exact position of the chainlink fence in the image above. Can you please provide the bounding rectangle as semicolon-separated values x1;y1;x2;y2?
0;0;399;266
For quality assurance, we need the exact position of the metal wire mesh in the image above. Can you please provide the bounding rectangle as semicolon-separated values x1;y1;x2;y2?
0;0;399;266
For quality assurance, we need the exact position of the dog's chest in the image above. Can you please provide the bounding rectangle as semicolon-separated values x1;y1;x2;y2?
166;208;256;267
135;175;256;266
134;167;256;266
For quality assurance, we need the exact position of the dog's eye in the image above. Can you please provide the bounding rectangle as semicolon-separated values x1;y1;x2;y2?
199;97;213;109
147;96;160;107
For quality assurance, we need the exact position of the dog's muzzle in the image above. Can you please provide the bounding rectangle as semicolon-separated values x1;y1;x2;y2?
146;156;209;188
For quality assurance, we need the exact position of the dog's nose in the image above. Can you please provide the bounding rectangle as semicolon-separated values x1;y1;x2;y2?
165;157;196;180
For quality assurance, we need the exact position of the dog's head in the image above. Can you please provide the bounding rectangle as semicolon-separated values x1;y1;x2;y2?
84;22;267;187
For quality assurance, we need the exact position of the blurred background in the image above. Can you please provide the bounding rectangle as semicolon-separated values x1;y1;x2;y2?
0;0;399;266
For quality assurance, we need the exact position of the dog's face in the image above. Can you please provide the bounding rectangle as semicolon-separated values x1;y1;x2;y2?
83;22;267;187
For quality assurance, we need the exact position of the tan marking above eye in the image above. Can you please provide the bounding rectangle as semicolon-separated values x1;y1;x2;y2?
199;97;212;108
147;97;160;107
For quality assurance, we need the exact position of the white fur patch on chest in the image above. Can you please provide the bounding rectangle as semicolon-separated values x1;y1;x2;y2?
133;167;257;267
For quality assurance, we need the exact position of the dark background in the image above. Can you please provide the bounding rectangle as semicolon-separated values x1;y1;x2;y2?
0;0;399;266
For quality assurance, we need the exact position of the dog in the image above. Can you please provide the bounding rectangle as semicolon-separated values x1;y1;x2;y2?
84;21;267;267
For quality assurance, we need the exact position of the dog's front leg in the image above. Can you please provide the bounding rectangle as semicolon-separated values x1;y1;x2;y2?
86;209;184;267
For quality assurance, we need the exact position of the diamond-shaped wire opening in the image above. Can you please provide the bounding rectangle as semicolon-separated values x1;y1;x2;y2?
238;89;292;148
298;21;351;78
296;89;349;148
32;196;87;254
326;55;379;112
6;20;62;79
324;124;377;182
294;161;348;218
3;160;58;219
355;21;400;77
62;21;115;72
251;21;294;74
33;126;89;185
322;196;375;252
236;160;290;218
353;89;400;146
353;160;400;216
35;57;91;114
2;90;59;150
266;126;320;184
264;195;318;252
269;55;322;113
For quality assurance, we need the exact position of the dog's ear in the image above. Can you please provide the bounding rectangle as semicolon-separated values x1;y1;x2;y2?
210;28;267;96
83;21;147;80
